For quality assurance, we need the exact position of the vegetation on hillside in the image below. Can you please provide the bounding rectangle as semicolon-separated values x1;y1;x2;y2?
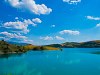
0;40;59;54
47;40;100;48
0;40;100;54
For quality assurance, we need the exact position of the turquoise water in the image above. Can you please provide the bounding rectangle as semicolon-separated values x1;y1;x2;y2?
0;48;100;75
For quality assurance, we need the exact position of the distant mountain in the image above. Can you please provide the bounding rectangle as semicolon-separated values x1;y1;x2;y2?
47;40;100;48
8;41;29;46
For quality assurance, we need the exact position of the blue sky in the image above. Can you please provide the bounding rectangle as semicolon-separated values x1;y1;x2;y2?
0;0;100;45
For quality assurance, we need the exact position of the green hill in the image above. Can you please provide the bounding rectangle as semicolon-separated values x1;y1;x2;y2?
0;40;100;54
47;40;100;48
0;40;60;54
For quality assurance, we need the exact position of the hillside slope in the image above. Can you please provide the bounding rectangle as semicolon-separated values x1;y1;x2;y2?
47;40;100;48
0;40;59;54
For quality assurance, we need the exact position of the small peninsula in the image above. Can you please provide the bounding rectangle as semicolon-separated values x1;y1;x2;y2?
0;40;59;54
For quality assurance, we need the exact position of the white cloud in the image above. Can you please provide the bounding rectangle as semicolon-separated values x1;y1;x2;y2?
59;30;80;35
40;36;65;41
63;0;81;4
86;16;100;20
40;36;53;40
6;0;52;15
32;18;42;23
0;31;27;39
96;23;100;27
51;25;55;28
40;30;80;41
1;18;42;43
3;18;42;34
55;36;65;40
0;31;34;43
15;17;18;20
0;37;4;39
23;39;34;43
4;21;29;34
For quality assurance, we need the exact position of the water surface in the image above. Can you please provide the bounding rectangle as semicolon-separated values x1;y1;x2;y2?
0;48;100;75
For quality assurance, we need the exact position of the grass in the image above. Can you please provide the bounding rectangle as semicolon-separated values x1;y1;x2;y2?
43;46;60;50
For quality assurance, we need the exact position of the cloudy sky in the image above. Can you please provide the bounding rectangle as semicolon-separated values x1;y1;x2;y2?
0;0;100;45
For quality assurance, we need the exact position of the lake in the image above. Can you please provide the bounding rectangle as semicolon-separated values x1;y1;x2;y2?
0;48;100;75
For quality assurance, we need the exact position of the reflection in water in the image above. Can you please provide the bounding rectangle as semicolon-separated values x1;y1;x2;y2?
0;53;23;59
65;59;81;65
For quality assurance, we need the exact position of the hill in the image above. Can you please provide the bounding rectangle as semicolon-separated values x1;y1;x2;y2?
0;40;60;54
47;40;100;48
